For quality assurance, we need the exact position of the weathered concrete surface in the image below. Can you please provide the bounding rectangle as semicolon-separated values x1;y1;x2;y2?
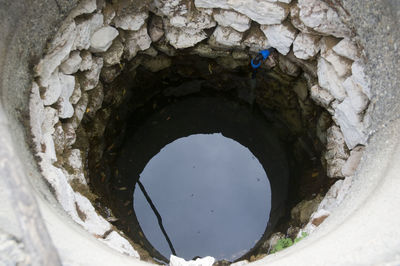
0;0;399;265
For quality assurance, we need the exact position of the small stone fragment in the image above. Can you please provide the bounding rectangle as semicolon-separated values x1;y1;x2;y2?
149;15;164;42
123;25;152;60
293;33;320;60
291;195;323;224
310;84;334;108
41;70;62;106
113;11;148;31
320;37;352;78
103;3;116;25
90;26;119;53
57;73;75;119
165;25;207;49
74;14;104;51
70;78;82;105
60;51;82;75
64;149;86;184
69;0;97;18
100;65;122;84
351;61;371;99
243;26;270;52
343;76;369;113
79;51;93;72
334;98;368;149
101;38;124;66
190;44;230;59
342;146;365;176
333;38;360;61
62;123;76;147
278;54;301;77
317;57;346;101
213;9;251;32
80;56;103;91
86;82;104;119
260;22;297;55
325;125;349;177
210;26;244;48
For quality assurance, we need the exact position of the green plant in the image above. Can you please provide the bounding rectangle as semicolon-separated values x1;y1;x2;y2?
270;232;308;254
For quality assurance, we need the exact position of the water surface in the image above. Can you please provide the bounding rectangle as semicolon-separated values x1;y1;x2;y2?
133;133;271;261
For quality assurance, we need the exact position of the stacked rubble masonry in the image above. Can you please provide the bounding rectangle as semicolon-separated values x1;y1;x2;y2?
29;0;372;261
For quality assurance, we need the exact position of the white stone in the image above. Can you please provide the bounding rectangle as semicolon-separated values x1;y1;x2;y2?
69;0;97;19
342;146;365;177
195;0;289;25
74;192;111;236
153;0;189;17
260;22;297;55
41;107;59;136
60;51;82;75
35;22;77;87
79;51;93;71
210;26;243;47
73;14;104;51
57;73;75;119
297;0;351;38
42;70;62;106
165;25;207;49
317;57;346;101
310;85;334;108
351;61;371;99
101;39;124;66
170;255;215;266
334;98;368;149
290;5;315;34
213;10;251;32
293;33;320;60
320;37;352;78
63;123;77;147
343;77;369;113
101;231;140;258
113;11;148;31
80;56;103;91
243;26;270;52
124;25;152;60
90;26;119;53
333;38;360;61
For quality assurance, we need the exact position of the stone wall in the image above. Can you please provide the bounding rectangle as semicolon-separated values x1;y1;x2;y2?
28;0;371;261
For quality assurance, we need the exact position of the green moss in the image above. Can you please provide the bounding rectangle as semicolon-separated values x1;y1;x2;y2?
270;232;308;254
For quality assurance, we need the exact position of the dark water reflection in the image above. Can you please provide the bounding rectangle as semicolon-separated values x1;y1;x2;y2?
133;133;271;261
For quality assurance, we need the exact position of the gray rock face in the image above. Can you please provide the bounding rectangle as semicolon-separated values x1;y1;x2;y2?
260;22;297;55
90;26;119;53
149;15;164;42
